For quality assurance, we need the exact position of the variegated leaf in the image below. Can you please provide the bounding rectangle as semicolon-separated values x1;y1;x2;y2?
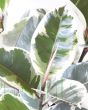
0;47;40;94
30;7;78;75
0;94;29;110
0;7;46;47
48;78;87;105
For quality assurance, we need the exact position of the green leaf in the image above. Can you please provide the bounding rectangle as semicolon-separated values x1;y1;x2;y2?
0;47;40;94
0;0;9;11
30;7;78;75
48;78;87;105
0;94;29;110
71;0;78;4
0;0;5;11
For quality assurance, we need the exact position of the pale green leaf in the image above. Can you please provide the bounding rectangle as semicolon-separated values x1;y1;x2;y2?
1;19;29;46
0;47;40;94
63;62;88;90
71;0;88;25
16;9;46;50
80;94;88;110
0;9;46;48
20;91;39;110
45;102;71;110
48;78;87;105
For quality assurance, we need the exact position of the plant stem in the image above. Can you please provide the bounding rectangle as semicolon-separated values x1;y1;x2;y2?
42;48;58;90
0;13;4;33
39;48;58;109
39;94;44;110
79;47;88;62
33;88;77;107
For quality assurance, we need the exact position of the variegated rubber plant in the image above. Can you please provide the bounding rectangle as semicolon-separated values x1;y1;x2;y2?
0;0;88;110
